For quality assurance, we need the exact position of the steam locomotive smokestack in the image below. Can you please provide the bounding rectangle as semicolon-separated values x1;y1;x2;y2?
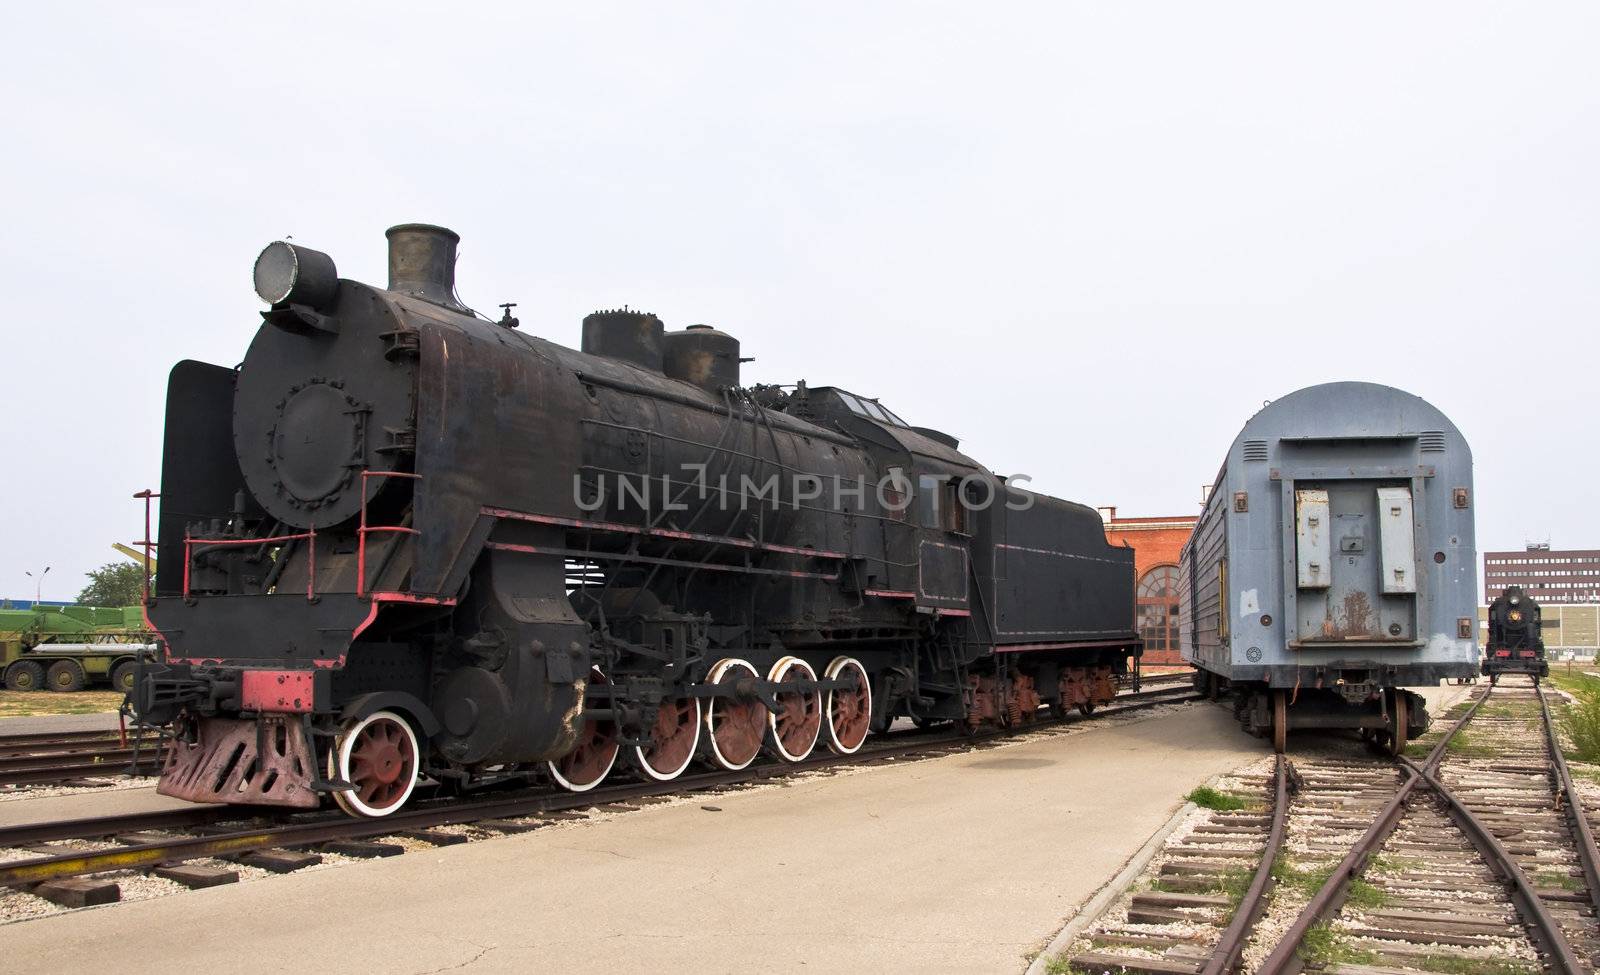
386;223;466;312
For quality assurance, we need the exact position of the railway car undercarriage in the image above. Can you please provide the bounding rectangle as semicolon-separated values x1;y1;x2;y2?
1195;667;1432;755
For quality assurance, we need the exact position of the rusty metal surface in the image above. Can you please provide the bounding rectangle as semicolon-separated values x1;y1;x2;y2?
1539;682;1600;921
156;716;318;809
1255;685;1588;975
1201;754;1294;975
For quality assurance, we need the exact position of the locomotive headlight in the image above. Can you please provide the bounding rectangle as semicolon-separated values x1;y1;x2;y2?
253;240;339;311
1509;596;1520;606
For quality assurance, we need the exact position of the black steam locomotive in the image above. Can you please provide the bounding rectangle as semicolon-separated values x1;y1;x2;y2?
134;224;1138;817
1483;585;1548;682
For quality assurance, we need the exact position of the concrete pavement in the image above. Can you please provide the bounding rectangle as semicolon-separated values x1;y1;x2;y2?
4;700;1262;975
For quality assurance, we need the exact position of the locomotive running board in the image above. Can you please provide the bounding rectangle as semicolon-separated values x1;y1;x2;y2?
157;715;321;809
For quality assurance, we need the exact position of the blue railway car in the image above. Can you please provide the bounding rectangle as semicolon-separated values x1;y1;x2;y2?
1178;382;1479;754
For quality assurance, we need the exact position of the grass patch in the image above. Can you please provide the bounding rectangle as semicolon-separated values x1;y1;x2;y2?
1558;682;1600;763
1185;786;1246;811
1535;870;1583;891
1443;731;1500;759
1412;955;1538;975
1271;860;1387;909
1366;854;1424;873
1042;956;1080;975
0;690;124;718
1297;924;1376;966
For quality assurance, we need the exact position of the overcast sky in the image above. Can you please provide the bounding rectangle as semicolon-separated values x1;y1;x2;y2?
2;3;1595;602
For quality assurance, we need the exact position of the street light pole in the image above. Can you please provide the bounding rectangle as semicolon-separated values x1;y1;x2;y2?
24;566;50;607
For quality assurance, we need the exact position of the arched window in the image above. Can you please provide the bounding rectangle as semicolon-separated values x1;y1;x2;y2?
1137;564;1181;654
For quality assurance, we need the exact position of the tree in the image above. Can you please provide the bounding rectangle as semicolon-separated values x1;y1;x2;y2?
76;562;151;607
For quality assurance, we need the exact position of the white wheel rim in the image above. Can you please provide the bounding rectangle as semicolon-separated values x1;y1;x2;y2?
823;656;872;755
703;658;762;771
548;667;619;792
766;656;821;762
334;710;421;818
633;696;703;781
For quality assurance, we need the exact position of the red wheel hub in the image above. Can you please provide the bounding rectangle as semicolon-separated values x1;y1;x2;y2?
348;718;415;811
641;698;698;775
829;666;871;752
709;666;764;769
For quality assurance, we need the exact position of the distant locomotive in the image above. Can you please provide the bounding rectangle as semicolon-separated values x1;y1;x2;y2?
134;223;1139;817
1178;382;1479;755
1483;586;1548;682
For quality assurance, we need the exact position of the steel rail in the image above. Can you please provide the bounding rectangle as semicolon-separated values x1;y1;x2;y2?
1199;753;1292;975
1538;682;1600;921
1256;685;1495;975
0;757;165;787
0;730;163;752
0;685;1202;887
1399;753;1585;975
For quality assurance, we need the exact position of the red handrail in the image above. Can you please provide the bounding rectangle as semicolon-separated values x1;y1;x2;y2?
182;527;319;600
357;470;422;598
133;490;159;605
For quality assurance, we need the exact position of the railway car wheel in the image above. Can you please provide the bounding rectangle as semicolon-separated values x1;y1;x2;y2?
111;661;137;694
823;656;872;755
1272;691;1287;753
766;656;822;762
4;661;45;692
1077;702;1095;717
1387;691;1408;758
549;668;620;792
702;658;765;771
329;710;420;818
46;660;86;693
634;696;702;782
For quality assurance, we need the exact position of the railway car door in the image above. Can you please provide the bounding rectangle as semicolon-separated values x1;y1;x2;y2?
1293;483;1417;646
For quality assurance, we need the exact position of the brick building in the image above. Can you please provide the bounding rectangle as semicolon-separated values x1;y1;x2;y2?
1482;543;1600;605
1099;508;1198;666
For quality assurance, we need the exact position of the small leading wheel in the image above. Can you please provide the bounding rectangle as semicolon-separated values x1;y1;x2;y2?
1078;701;1096;718
549;668;620;792
1272;690;1288;754
633;695;702;782
702;658;765;771
766;656;822;762
47;660;86;693
823;656;872;755
1387;690;1408;758
111;661;138;694
4;661;45;692
329;710;420;818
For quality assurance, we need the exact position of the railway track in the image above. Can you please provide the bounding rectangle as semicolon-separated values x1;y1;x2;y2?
0;676;1200;911
1062;676;1600;975
0;729;165;789
0;670;1193;795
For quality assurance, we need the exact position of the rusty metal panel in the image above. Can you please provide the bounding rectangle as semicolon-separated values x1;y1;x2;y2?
1294;489;1331;590
157;716;319;808
1376;486;1417;595
240;670;316;712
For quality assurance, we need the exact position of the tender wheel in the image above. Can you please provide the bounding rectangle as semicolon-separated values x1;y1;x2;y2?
1272;690;1287;754
47;660;86;693
1387;690;1408;758
634;695;702;782
766;656;822;762
4;661;45;692
823;656;872;755
111;661;138;694
328;710;420;818
701;659;765;771
549;668;620;792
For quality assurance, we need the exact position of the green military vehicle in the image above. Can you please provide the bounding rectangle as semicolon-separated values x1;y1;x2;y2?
0;605;155;693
